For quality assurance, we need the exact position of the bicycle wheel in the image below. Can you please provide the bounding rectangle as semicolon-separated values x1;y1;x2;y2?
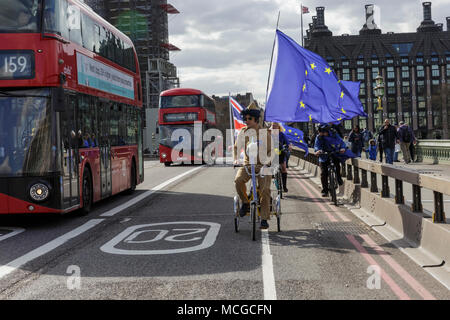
234;217;239;233
329;167;337;206
250;203;257;241
276;194;281;232
276;170;283;199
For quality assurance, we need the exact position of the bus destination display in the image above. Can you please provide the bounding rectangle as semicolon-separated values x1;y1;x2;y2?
0;51;34;80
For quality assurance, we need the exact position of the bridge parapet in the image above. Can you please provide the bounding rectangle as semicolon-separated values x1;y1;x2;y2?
291;147;448;223
416;140;450;165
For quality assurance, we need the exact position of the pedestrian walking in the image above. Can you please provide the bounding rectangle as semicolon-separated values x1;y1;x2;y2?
343;135;351;149
361;128;373;159
397;121;415;164
394;141;400;162
378;119;398;164
368;139;377;161
377;133;383;163
348;126;363;157
409;141;416;162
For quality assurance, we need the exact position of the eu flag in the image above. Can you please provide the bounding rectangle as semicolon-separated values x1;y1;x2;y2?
280;123;309;155
265;30;367;123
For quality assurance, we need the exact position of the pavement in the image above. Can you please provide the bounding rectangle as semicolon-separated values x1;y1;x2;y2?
0;160;448;300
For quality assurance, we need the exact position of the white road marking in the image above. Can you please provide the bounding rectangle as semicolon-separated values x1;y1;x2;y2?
261;230;277;300
0;219;104;280
0;228;25;243
100;222;220;255
101;166;204;217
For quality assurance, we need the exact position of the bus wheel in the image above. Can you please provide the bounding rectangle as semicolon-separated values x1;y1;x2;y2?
164;162;171;167
126;161;137;195
80;169;92;215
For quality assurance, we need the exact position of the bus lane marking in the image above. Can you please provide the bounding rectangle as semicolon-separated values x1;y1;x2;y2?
100;222;220;255
0;228;25;243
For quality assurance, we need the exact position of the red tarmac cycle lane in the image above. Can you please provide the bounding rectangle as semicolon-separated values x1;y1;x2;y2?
269;166;448;299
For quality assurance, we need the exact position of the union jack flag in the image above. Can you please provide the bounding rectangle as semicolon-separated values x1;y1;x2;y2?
229;97;246;135
302;6;309;14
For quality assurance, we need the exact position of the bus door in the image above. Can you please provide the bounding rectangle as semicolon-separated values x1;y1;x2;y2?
98;100;112;198
61;94;80;208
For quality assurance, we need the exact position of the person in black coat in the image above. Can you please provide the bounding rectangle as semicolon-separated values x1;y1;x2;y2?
378;119;398;164
348;126;363;157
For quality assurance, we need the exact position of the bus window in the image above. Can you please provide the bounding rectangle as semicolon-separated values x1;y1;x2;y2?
110;103;119;147
93;24;100;54
81;13;95;52
43;0;58;35
67;4;82;45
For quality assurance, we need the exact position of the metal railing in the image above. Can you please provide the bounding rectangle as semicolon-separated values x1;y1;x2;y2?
291;147;448;224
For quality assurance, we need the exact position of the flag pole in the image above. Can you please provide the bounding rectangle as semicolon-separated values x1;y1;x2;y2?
300;3;304;47
265;11;280;105
228;93;235;159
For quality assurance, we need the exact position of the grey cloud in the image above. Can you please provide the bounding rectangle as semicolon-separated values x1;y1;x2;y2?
168;0;450;102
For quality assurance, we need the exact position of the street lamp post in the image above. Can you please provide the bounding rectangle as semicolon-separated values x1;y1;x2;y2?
374;72;385;128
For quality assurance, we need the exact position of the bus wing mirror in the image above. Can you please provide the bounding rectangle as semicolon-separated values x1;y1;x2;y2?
52;87;65;112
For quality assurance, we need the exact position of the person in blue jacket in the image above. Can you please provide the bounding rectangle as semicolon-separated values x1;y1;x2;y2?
314;124;346;197
368;139;377;161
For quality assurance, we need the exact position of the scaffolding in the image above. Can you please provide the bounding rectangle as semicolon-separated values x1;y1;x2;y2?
146;58;180;110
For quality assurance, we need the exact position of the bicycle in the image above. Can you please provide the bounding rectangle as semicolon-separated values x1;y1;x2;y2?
233;143;282;240
273;145;289;200
321;151;340;206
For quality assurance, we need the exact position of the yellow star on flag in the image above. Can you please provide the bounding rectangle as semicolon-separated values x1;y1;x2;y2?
305;70;308;76
340;91;344;99
302;84;306;92
337;117;342;121
325;68;332;75
341;108;347;114
299;101;305;108
309;114;312;121
310;63;316;70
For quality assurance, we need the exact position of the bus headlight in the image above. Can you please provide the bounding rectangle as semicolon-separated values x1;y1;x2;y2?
161;153;167;159
29;183;50;202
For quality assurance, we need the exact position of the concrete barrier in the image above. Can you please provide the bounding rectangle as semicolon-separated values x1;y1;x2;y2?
290;148;450;288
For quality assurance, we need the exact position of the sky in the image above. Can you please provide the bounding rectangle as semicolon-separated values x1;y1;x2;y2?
167;0;450;105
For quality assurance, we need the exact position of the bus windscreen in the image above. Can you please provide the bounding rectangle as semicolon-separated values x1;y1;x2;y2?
160;95;200;108
0;89;54;176
0;0;40;33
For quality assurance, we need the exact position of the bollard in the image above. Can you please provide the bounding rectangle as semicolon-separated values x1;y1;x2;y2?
353;166;360;184
411;185;423;213
370;172;378;193
395;179;404;204
361;169;368;188
381;175;390;198
432;191;446;223
347;164;353;181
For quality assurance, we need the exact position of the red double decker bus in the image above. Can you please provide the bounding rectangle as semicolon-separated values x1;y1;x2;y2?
0;0;144;215
159;88;220;166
